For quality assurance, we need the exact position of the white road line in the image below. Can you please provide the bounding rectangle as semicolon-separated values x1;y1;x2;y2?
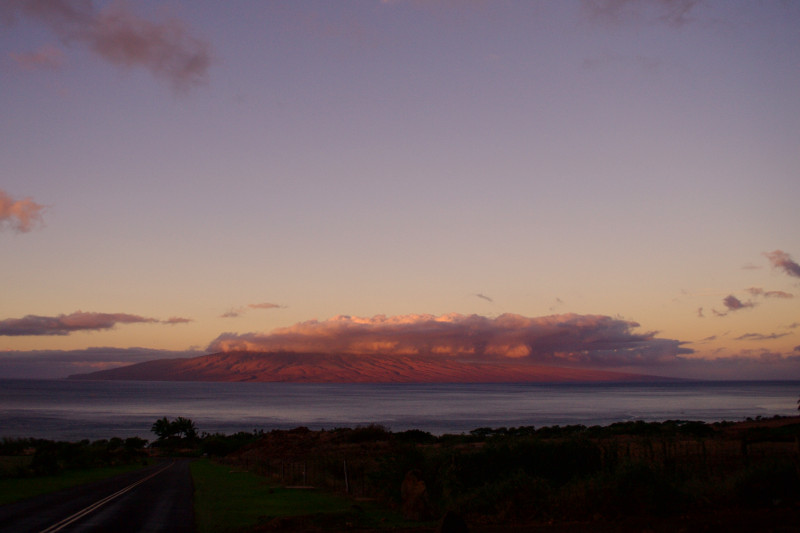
39;461;174;533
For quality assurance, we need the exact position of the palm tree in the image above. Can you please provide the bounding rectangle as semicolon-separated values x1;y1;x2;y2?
151;417;174;441
172;417;198;440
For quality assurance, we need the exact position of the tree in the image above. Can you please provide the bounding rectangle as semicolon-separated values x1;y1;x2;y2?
151;417;198;441
151;417;175;441
172;417;198;440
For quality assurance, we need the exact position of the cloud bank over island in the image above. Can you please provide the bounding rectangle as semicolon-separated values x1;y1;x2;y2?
209;313;691;367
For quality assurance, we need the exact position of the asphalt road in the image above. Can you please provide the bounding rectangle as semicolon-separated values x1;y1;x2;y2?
0;459;195;533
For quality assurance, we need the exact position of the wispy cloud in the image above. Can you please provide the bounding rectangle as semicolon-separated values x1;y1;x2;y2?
2;0;211;93
0;311;185;336
581;0;704;27
163;316;193;325
746;287;794;299
475;293;493;303
248;302;283;310
734;332;790;341
207;312;692;367
764;250;800;279
222;302;284;318
0;188;45;232
9;43;64;70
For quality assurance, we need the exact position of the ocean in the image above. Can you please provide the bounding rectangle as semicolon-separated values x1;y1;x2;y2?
1;379;798;441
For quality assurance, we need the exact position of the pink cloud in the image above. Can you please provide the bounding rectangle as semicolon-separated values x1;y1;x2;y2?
9;44;65;70
0;311;168;336
2;0;211;93
764;250;800;279
0;188;45;232
207;312;691;367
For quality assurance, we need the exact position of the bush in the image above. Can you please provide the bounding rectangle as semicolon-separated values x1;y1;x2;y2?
733;461;800;506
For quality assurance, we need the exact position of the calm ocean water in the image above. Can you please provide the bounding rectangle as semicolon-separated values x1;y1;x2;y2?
1;379;798;441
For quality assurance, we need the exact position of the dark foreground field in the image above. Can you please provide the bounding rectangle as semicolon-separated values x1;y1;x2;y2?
2;417;800;532
222;417;800;532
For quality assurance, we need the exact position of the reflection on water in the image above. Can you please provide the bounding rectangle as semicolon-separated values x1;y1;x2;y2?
0;379;798;441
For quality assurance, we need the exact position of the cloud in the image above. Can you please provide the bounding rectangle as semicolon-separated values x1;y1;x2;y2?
735;332;791;341
0;188;46;232
697;307;704;318
722;295;755;312
248;302;283;310
747;287;794;299
207;312;692;367
0;311;172;336
163;316;193;325
0;347;203;379
9;43;65;70
475;293;493;303
223;302;284;317
581;0;704;27
2;0;211;93
764;250;800;279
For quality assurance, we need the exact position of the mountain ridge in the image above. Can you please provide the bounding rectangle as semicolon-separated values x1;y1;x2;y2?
67;351;669;383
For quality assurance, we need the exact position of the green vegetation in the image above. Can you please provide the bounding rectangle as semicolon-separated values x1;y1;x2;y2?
191;458;415;533
0;436;149;477
224;418;800;528
0;435;151;505
0;462;150;505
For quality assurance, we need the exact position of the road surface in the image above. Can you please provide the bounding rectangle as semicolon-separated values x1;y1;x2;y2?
0;459;195;533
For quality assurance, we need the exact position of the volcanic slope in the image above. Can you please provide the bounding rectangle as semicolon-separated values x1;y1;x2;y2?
68;351;661;383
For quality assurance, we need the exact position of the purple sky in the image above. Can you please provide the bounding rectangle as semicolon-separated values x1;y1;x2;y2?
1;1;799;380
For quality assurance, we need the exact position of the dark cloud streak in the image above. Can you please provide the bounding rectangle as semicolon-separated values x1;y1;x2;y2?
581;0;704;27
2;0;211;93
0;311;186;336
722;295;755;312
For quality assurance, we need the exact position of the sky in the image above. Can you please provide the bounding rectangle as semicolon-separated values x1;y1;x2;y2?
1;0;799;380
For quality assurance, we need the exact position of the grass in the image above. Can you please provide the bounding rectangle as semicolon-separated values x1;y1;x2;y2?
0;461;151;505
191;458;420;533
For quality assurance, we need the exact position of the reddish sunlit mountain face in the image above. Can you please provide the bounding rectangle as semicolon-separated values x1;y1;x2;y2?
69;351;659;383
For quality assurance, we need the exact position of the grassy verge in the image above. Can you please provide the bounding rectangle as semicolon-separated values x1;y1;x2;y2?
0;461;151;505
191;458;420;532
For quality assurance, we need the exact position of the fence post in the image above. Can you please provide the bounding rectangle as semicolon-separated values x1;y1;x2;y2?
344;458;350;494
